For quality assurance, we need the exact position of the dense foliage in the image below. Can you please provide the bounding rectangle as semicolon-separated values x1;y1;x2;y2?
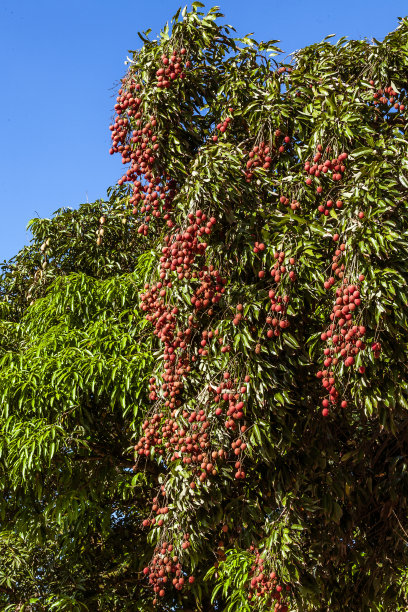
1;4;408;610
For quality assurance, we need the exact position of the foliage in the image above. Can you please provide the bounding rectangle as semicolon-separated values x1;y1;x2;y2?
1;4;408;610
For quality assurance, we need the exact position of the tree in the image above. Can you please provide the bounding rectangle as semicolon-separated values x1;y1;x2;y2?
1;4;408;610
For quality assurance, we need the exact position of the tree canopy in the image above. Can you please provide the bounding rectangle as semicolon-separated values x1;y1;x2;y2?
1;4;408;610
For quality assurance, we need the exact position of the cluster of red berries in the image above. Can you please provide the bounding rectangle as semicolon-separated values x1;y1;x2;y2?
277;66;292;75
136;410;211;468
270;251;296;283
266;292;290;336
210;373;250;431
199;326;232;357
304;145;348;189
212;109;234;142
317;198;343;215
372;82;405;112
247;547;290;611
278;195;301;211
371;341;382;359
109;76;179;235
143;540;194;604
155;48;190;89
328;238;350;280
318;278;366;415
109;82;142;152
160;211;215;281
244;132;290;182
191;267;226;314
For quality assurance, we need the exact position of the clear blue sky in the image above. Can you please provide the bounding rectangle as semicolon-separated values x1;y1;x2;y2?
0;0;406;263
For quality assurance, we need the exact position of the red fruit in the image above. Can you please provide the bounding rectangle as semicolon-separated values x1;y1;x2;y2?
333;233;339;242
322;408;329;417
359;366;366;374
341;400;348;408
306;177;312;185
358;211;365;219
258;270;265;279
188;576;195;584
359;274;365;281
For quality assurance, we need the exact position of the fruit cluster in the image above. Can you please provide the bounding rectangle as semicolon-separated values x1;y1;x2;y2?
317;277;366;415
210;373;250;431
155;48;189;89
304;145;348;189
247;547;290;611
191;268;226;315
244;132;290;182
160;211;215;281
109;76;180;236
317;198;343;216
278;195;300;211
371;82;406;112
142;540;195;604
212;110;234;142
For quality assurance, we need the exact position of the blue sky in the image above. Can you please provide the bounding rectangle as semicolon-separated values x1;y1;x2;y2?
1;0;406;263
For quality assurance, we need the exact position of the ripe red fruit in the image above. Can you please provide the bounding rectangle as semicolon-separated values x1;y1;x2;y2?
358;211;365;219
322;408;329;417
332;233;339;242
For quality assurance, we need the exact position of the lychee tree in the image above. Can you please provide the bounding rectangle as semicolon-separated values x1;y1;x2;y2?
1;4;408;611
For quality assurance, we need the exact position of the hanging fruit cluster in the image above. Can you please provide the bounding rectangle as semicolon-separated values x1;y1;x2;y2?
155;47;189;88
160;211;216;281
371;81;406;112
142;539;194;605
317;198;343;216
247;547;291;611
317;274;366;415
109;75;180;235
256;250;297;337
304;145;348;188
244;132;290;182
212;110;234;142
